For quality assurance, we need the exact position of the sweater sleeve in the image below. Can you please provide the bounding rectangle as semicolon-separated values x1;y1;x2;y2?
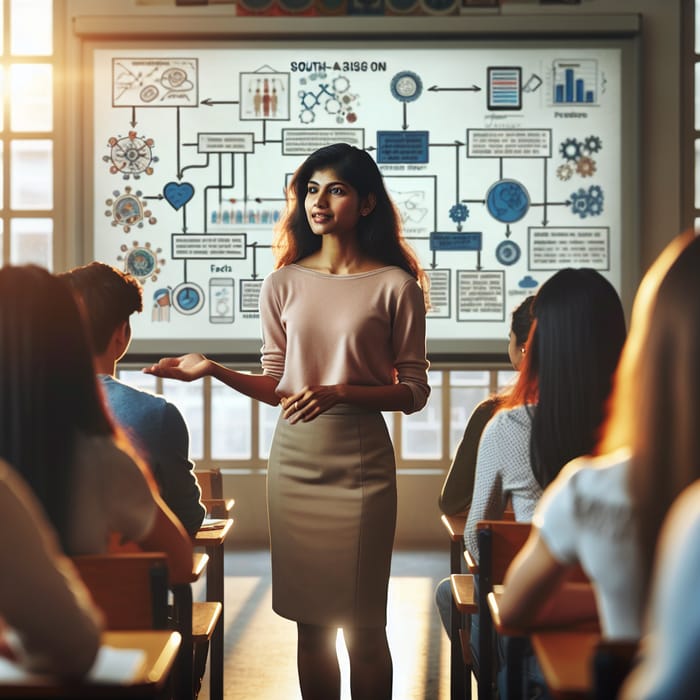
393;279;430;413
259;273;286;381
439;397;500;515
156;403;205;535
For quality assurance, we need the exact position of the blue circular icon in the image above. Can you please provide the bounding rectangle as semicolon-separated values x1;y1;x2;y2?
495;240;521;266
390;71;423;103
172;282;204;315
486;179;530;223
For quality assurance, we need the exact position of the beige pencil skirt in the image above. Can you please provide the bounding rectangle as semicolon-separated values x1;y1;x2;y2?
267;404;397;628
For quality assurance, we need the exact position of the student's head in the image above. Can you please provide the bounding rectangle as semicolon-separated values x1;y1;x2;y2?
0;265;114;547
505;268;626;488
273;143;429;304
507;295;534;370
61;261;143;356
603;231;700;603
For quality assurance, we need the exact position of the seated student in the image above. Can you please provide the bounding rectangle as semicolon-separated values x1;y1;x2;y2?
0;265;193;583
435;269;626;641
463;268;626;562
621;481;700;699
439;295;534;516
61;261;205;535
499;231;700;642
0;458;103;677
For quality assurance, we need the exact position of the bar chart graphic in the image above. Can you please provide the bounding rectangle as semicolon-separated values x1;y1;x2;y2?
552;59;598;105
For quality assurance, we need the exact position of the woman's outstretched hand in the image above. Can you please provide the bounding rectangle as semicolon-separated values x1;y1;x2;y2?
143;353;211;382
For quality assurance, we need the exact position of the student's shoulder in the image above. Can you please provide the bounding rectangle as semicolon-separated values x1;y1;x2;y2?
102;375;168;410
554;448;631;500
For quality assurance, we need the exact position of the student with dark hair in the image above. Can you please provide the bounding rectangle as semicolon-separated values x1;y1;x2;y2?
62;262;205;535
0;265;193;583
146;143;430;700
489;232;700;698
463;268;626;560
439;295;534;516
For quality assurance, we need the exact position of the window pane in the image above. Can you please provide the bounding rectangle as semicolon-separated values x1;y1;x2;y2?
10;218;52;268
10;64;53;132
10;140;53;209
211;381;252;459
11;0;52;56
497;370;518;392
449;386;489;457
697;0;700;53
0;68;4;131
0;142;3;209
161;378;204;460
402;370;442;460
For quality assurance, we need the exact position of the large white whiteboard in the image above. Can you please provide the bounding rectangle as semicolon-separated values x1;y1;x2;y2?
89;35;638;357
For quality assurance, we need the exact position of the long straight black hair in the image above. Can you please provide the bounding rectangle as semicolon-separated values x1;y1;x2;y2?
504;268;627;489
0;265;114;549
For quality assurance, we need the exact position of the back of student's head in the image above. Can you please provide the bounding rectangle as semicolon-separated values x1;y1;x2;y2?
607;231;700;604
61;261;143;355
511;295;535;346
0;265;113;547
506;268;626;488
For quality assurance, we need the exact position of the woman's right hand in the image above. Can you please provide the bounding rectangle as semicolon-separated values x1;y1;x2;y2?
143;353;211;382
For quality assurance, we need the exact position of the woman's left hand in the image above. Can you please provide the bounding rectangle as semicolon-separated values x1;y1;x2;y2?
280;385;342;423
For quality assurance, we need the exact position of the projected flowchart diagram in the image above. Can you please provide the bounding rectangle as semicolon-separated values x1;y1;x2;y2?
92;46;622;350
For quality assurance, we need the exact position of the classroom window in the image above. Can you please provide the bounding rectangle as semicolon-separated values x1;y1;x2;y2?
0;0;55;267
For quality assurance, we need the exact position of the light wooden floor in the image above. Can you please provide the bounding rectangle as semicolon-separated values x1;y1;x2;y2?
195;548;452;700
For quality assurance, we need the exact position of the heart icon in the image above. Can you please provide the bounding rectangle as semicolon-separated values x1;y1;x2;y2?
163;181;195;210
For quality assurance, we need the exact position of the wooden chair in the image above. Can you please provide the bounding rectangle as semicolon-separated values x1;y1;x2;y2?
71;552;169;630
72;552;221;700
473;520;531;700
195;468;234;518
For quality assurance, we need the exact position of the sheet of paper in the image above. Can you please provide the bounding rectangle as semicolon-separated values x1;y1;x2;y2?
0;646;145;685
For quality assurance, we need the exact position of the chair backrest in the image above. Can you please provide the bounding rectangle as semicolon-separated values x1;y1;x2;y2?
72;552;169;630
195;468;223;500
477;520;531;585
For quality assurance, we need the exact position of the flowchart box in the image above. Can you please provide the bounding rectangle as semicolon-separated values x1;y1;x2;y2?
376;131;429;163
430;231;482;251
198;133;255;153
171;233;247;260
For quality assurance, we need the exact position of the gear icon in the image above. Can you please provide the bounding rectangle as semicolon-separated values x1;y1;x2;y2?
576;156;597;178
583;135;603;154
559;138;582;162
556;163;574;181
588;185;603;200
449;203;469;224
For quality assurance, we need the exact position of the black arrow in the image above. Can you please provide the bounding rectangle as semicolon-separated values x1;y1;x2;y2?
462;198;486;204
181;153;211;176
402;103;408;131
476;250;482;270
255;197;286;203
176;107;181;180
200;98;240;106
505;224;511;238
431;249;437;268
428;85;481;92
130;106;137;127
143;194;164;200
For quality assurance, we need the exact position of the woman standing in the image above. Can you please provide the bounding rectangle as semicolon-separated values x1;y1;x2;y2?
146;143;430;699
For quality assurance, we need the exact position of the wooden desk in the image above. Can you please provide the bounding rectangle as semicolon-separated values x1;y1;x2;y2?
0;630;181;698
193;518;234;700
488;585;601;699
531;630;600;699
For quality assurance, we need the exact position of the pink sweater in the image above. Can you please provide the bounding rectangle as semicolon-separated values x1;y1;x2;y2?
259;264;430;413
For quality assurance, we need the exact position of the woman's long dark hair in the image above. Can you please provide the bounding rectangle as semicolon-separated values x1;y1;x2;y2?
0;265;114;549
503;268;626;489
273;143;429;307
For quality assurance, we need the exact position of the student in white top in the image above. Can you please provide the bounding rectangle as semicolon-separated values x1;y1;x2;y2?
500;231;700;647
